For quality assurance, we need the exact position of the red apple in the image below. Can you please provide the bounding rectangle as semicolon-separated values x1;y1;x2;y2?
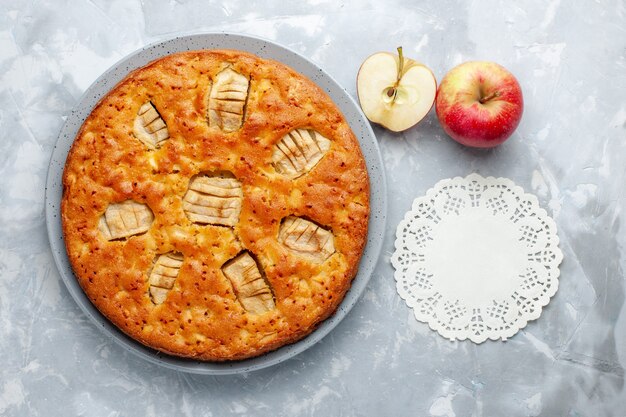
435;61;523;148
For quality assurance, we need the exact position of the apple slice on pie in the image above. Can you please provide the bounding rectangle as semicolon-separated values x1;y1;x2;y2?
278;216;335;263
272;128;331;179
208;67;249;132
98;200;154;241
133;101;170;149
182;173;243;227
222;252;275;315
148;252;184;305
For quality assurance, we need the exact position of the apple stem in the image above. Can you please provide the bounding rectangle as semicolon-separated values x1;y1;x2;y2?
386;46;405;103
479;91;501;104
396;46;404;84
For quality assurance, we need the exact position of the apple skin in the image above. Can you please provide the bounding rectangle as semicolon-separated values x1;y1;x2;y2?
435;61;523;148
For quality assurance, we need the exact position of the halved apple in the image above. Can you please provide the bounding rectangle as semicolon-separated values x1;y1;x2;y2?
357;47;437;132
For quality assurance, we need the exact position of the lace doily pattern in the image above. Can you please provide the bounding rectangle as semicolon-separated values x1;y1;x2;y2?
391;174;563;343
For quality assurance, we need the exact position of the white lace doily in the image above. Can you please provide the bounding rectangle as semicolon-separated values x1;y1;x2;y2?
391;174;563;343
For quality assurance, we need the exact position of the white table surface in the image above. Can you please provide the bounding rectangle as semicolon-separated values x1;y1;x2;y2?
1;0;625;415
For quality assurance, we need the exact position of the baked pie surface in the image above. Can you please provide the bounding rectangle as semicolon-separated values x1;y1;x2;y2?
61;50;370;361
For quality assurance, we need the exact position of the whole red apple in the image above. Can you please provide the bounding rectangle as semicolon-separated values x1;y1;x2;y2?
435;61;523;148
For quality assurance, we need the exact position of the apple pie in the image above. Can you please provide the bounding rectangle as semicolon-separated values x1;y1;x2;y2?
61;50;370;361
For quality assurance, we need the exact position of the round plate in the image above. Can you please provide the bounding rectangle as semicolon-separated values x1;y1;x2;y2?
45;32;386;374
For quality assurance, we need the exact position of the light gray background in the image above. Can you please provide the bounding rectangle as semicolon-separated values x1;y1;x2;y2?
1;0;625;416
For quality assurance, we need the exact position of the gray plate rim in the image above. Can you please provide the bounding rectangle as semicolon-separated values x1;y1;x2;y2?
44;32;387;375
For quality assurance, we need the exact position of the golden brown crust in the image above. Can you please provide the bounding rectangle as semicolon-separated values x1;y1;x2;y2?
61;50;370;361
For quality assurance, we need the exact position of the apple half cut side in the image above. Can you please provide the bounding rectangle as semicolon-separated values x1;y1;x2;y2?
357;47;437;132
